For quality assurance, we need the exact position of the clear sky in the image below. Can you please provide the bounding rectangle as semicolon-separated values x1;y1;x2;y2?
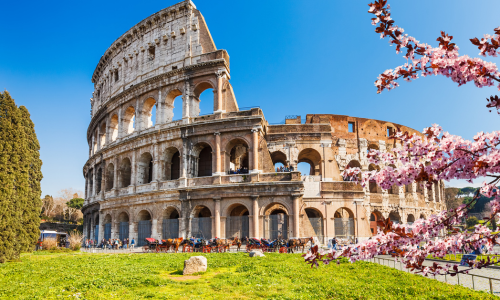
1;0;498;197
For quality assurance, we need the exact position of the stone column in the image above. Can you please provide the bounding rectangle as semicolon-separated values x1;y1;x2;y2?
98;215;104;242
324;201;331;245
92;165;96;197
113;157;118;190
215;72;224;112
251;195;259;238
91;135;95;156
156;89;162;125
129;222;136;241
151;218;159;240
90;216;95;242
182;82;191;122
131;149;137;188
292;194;301;238
153;142;159;181
180;140;188;179
117;105;123;140
214;132;221;175
251;128;260;173
97;124;102;152
214;197;221;238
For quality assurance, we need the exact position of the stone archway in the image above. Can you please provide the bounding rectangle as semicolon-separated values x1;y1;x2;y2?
191;206;212;239
162;207;180;239
226;204;250;239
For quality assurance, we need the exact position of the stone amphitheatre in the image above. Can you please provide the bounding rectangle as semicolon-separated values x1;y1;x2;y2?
82;0;446;247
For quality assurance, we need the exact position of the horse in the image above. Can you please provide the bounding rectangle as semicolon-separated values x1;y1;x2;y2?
288;237;313;253
164;237;183;253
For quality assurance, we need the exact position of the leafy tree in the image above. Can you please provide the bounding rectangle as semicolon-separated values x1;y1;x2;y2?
0;91;42;263
67;198;84;210
466;217;479;229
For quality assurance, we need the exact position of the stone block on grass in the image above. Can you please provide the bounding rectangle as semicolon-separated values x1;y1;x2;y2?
183;256;207;275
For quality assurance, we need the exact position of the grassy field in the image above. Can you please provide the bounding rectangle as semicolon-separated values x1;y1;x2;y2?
0;251;496;299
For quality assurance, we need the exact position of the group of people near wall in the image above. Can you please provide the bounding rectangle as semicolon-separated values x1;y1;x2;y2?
276;166;294;172
84;238;136;250
228;167;249;174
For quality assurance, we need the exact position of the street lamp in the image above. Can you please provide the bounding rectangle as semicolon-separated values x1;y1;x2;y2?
353;198;364;243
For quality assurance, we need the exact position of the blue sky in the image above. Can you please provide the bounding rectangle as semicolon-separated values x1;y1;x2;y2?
1;0;498;196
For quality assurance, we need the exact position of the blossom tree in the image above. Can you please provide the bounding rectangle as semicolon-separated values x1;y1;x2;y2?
304;0;500;276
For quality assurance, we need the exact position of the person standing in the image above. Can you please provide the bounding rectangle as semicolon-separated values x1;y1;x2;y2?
131;238;135;250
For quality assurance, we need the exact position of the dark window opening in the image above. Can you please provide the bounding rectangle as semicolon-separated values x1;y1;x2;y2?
148;46;155;61
148;159;153;183
171;151;180;180
172;66;178;70
198;147;212;177
348;122;355;133
387;126;394;137
114;70;119;82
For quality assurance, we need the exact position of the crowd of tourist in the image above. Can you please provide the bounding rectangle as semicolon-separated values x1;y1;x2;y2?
228;167;249;174
276;166;294;172
83;238;135;250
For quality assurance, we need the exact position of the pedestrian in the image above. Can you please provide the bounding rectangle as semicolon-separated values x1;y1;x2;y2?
131;238;135;250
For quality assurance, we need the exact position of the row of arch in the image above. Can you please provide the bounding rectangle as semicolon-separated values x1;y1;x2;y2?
269;149;322;176
91;81;221;155
86;138;253;195
369;211;426;234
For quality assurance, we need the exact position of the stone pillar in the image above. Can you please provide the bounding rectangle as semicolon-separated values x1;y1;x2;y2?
117;105;123;140
251;128;260;173
129;222;136;241
324;201;331;245
182;82;191;122
156;89;162;125
179;217;187;238
89;216;95;242
251;195;259;238
91;135;95;156
214;197;221;238
131;149;137;188
151;218;159;240
113;157;118;190
153;142;159;181
180;140;188;178
292;194;301;238
98;216;104;242
214;132;221;175
92;165;96;197
215;72;224;112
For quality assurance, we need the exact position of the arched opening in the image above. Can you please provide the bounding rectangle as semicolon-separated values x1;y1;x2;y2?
163;147;180;180
141;98;156;129
193;143;212;177
96;168;102;194
110;114;119;142
334;207;355;239
137;152;153;185
99;122;106;149
298;148;322;177
137;210;152;246
94;215;99;242
162;207;180;239
369;211;383;235
264;203;289;239
305;208;323;241
88;169;94;196
165;89;183;122
93;130;98;154
271;151;288;171
191;206;212;239
123;106;136;135
387;164;398;194
367;144;379;154
118;212;129;240
389;211;401;224
120;158;132;188
105;163;114;191
193;82;215;117
419;214;426;220
407;214;415;225
226;139;249;174
226;204;249;239
368;164;380;193
103;214;112;240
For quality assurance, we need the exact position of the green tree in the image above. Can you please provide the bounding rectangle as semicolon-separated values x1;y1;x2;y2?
0;91;42;263
67;198;84;210
466;216;479;229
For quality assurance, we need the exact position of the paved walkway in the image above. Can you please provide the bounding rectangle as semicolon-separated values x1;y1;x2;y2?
373;255;500;296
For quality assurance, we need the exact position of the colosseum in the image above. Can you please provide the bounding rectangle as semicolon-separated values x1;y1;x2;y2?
82;0;446;247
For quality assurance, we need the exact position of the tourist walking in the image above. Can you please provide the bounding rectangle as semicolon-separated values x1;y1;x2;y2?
130;238;135;250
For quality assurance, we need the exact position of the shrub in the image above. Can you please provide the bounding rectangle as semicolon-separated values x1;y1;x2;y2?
41;238;57;250
67;230;83;251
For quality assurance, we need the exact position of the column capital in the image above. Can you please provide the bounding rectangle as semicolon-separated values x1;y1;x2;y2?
214;132;221;136
291;193;302;200
250;195;259;200
213;197;221;202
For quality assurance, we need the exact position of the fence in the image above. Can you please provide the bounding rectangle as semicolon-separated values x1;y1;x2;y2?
119;222;129;240
162;219;179;239
191;217;212;239
309;217;323;241
370;256;500;295
104;223;111;240
137;220;151;246
265;214;289;239
334;218;354;238
226;216;249;239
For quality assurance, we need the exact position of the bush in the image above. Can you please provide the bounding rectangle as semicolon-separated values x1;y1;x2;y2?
41;238;57;250
466;216;479;228
67;230;83;251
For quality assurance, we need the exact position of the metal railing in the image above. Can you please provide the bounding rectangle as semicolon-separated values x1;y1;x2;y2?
370;256;500;295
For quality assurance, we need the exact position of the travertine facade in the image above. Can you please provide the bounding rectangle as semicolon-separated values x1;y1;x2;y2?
82;0;445;246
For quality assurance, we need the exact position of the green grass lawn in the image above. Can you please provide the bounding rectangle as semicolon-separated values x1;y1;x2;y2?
0;251;496;299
